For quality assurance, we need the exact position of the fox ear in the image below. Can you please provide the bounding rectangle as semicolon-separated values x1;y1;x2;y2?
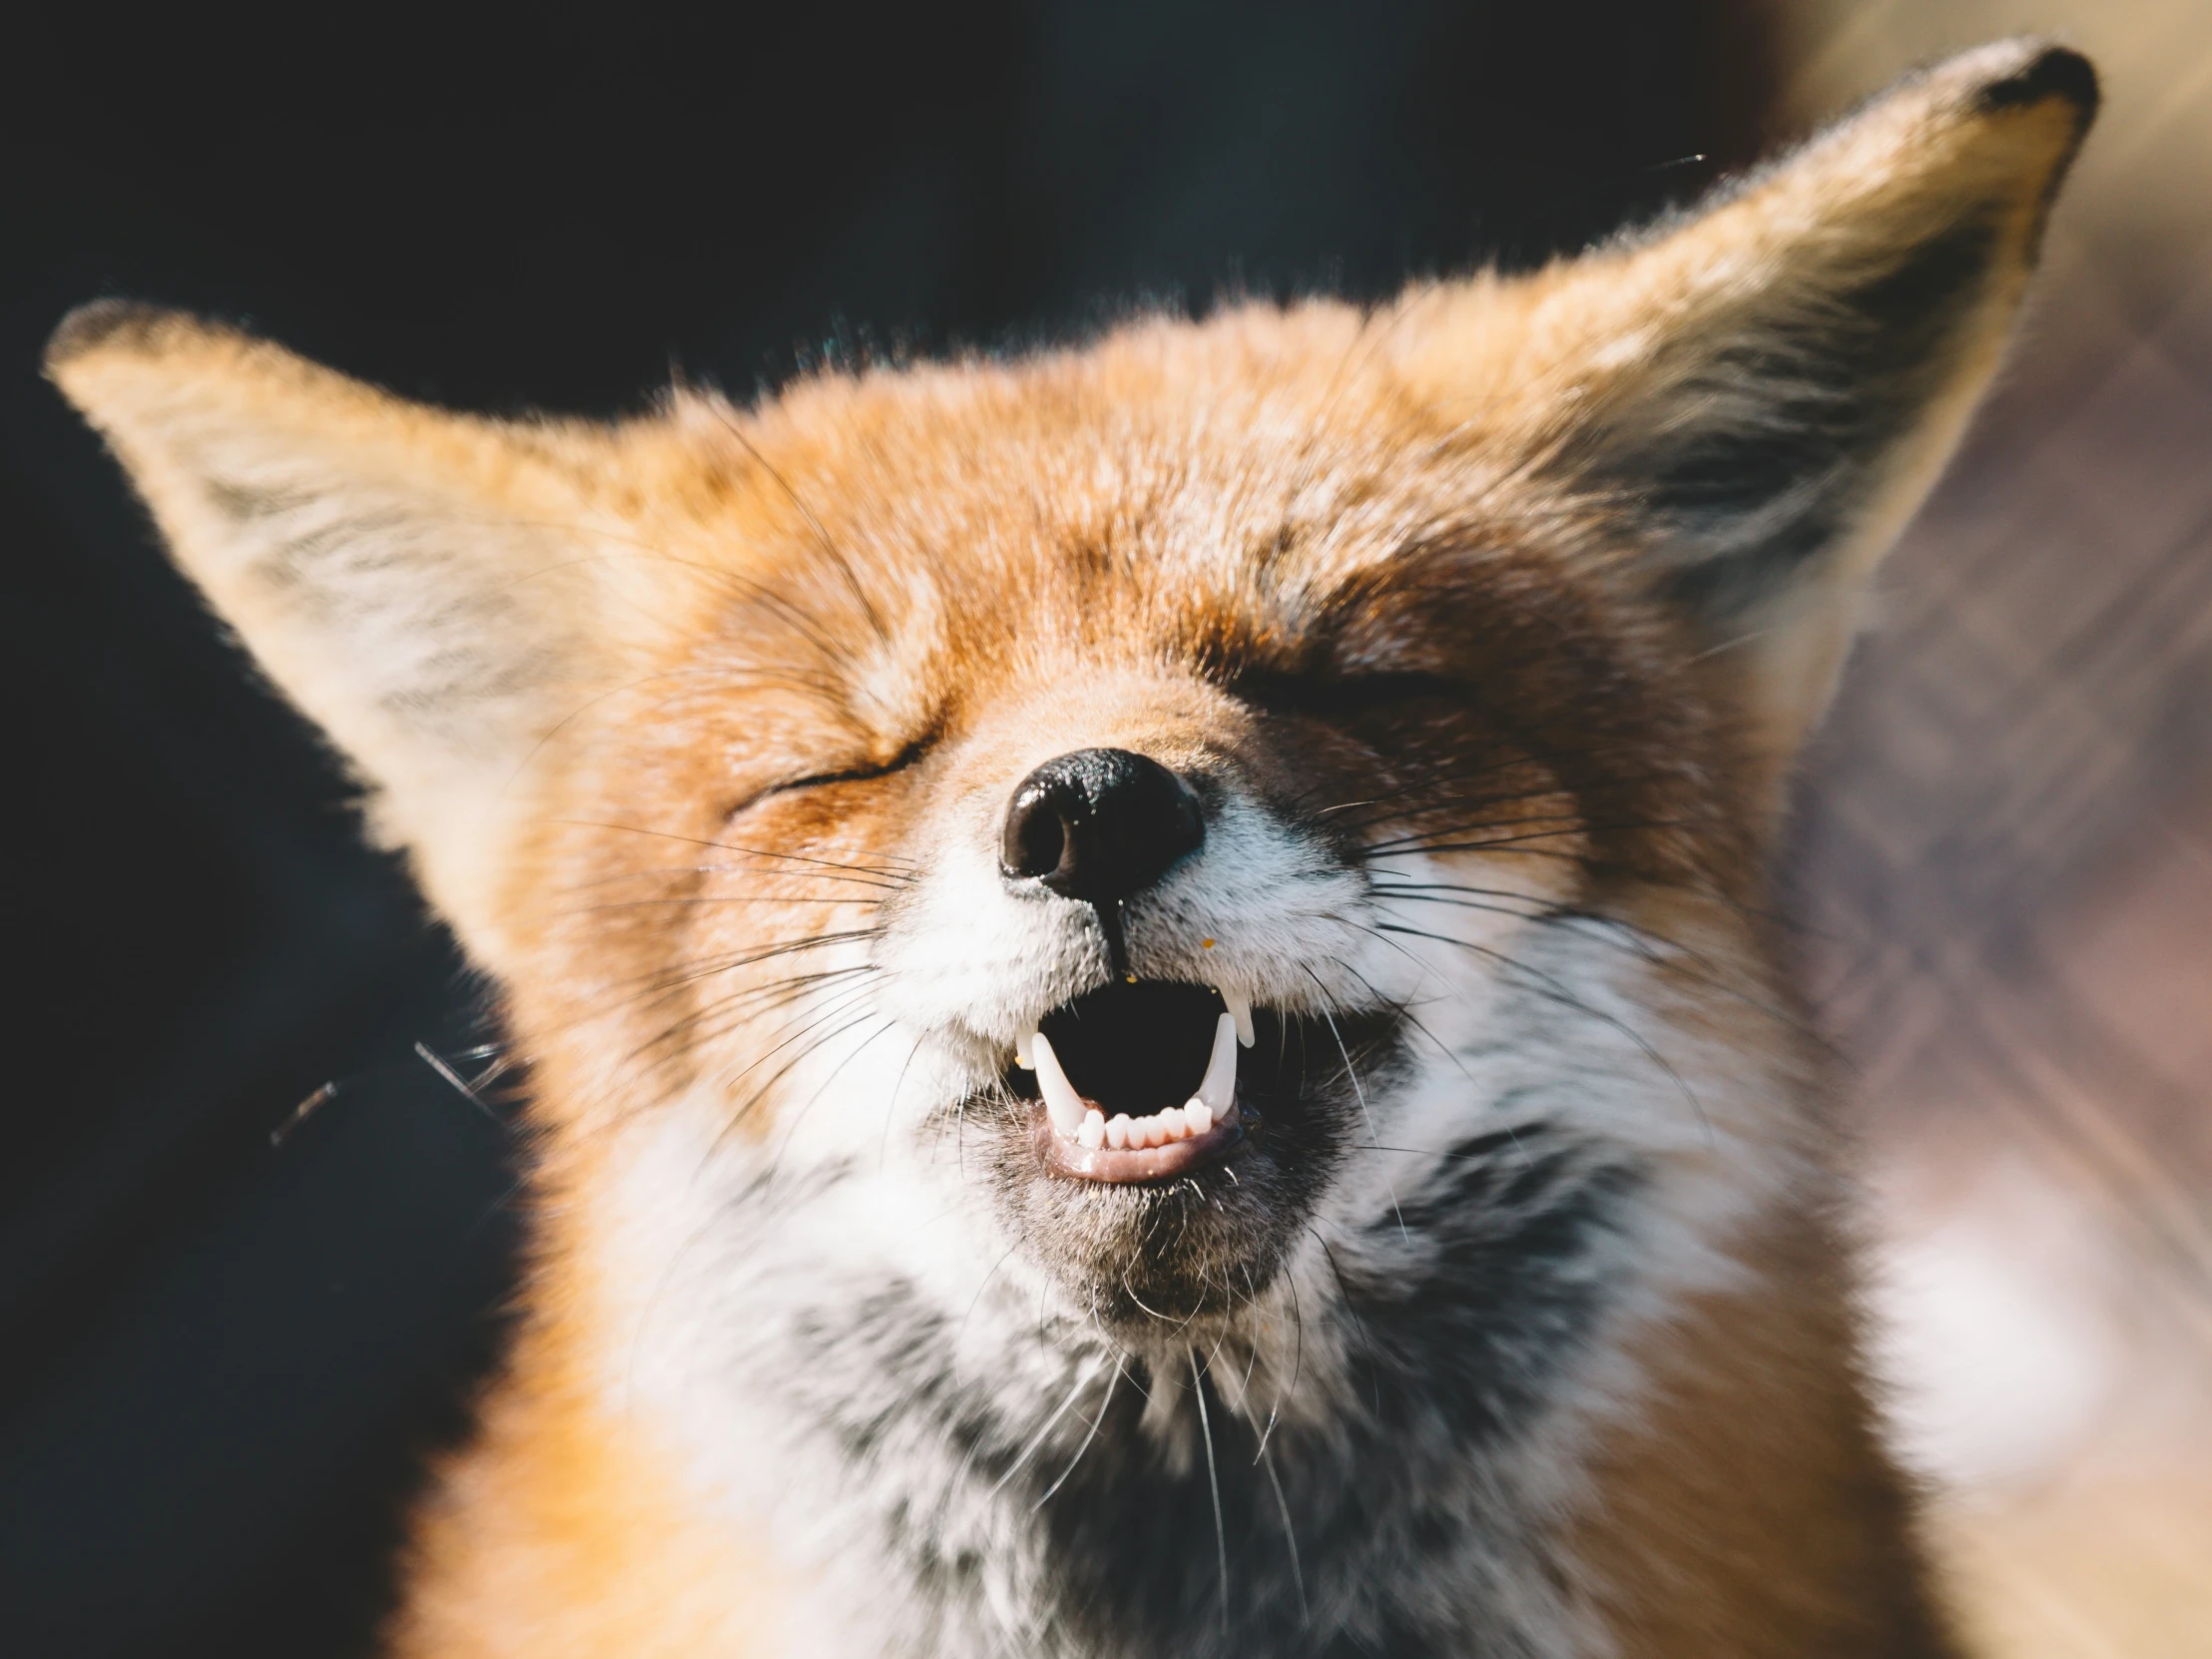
47;304;655;966
1426;41;2096;784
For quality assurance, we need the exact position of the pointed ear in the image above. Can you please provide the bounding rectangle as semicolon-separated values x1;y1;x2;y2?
1428;41;2096;787
47;303;659;967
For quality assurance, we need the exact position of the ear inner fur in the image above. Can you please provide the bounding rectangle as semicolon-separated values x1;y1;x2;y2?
1395;39;2095;786
42;306;723;966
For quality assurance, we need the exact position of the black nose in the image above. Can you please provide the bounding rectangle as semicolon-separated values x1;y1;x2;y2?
1000;748;1205;903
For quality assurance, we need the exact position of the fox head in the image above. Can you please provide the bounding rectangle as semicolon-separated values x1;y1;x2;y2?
51;41;2092;1658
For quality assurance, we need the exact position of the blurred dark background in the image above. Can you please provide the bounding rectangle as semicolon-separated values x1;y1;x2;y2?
0;6;1777;1655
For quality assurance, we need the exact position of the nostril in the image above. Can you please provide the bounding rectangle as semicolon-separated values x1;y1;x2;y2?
999;747;1205;903
1008;803;1068;881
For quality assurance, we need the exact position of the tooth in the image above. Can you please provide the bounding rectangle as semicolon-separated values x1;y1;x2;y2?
1077;1109;1106;1150
1030;1032;1088;1138
1159;1106;1186;1141
1185;1100;1214;1135
1141;1117;1166;1149
1196;1013;1238;1113
1016;1032;1035;1069
1106;1114;1132;1149
1217;987;1255;1049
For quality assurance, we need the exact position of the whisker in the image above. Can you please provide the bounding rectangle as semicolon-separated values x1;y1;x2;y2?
764;1014;903;1185
1238;1263;1265;1403
1382;888;1828;1045
1368;919;1713;1144
1253;1264;1304;1465
704;400;895;655
1318;948;1495;1098
1190;1346;1231;1638
952;1241;1026;1383
1355;812;1595;856
414;1041;504;1125
1303;966;1406;1245
878;1031;930;1172
562;894;892;914
1340;1133;1549;1163
717;1010;888;1145
1032;1358;1123;1510
1120;1273;1198;1333
651;964;881;1028
1259;1438;1309;1626
622;963;883;1062
661;978;883;1083
989;1360;1104;1498
1307;1225;1382;1416
1359;819;1688;860
623;927;884;998
548;819;920;877
557;858;912;892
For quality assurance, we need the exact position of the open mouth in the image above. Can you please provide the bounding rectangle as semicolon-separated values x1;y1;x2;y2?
1006;979;1382;1185
1008;981;1248;1182
996;978;1400;1316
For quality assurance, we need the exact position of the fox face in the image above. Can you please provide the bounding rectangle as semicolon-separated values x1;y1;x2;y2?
51;41;2095;1659
555;347;1724;1339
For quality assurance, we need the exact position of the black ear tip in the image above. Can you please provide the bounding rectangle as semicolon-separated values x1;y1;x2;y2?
45;298;181;372
1975;43;2099;124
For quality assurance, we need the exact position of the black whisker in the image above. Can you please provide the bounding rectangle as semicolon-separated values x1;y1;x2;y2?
1302;965;1407;1243
1367;919;1712;1144
705;400;895;654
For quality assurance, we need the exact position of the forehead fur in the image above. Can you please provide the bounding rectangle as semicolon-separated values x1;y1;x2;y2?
657;291;1575;586
621;293;1651;730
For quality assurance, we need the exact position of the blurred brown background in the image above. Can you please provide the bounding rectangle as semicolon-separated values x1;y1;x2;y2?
1777;4;2212;1653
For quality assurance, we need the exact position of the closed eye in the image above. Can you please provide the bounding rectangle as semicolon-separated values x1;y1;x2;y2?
739;736;933;812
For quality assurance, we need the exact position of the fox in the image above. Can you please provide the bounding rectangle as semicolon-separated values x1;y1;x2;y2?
47;38;2098;1659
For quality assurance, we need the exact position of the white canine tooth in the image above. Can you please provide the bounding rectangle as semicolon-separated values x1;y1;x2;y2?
1159;1106;1187;1141
1185;1100;1214;1135
1196;1012;1239;1113
1106;1114;1132;1150
1077;1109;1106;1150
1016;1032;1035;1069
1030;1031;1089;1138
1217;986;1255;1048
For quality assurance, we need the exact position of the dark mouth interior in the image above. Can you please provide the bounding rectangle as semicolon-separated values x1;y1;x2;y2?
1007;981;1222;1118
1002;980;1393;1126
